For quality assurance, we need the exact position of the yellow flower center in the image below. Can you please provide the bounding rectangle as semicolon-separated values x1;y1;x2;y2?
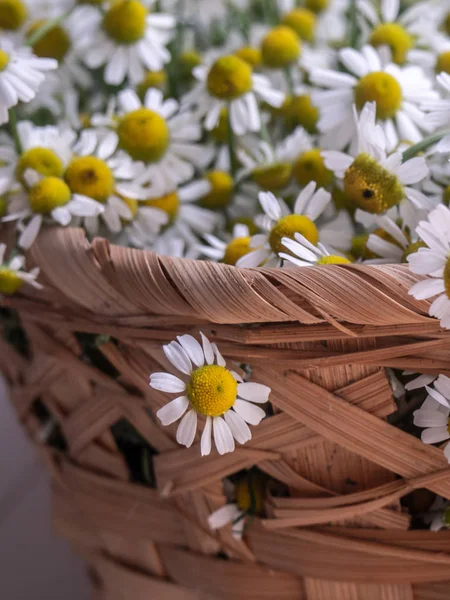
17;147;64;183
269;214;318;254
0;0;27;31
223;236;252;265
118;108;169;162
142;190;179;222
201;171;234;209
207;55;252;100
316;255;351;265
369;23;413;65
235;473;266;515
282;94;318;133
354;71;402;120
401;240;425;262
187;364;237;417
305;0;328;14
282;9;316;42
210;107;229;143
0;195;6;217
293;149;333;188
103;0;147;44
261;26;301;68
180;50;202;76
137;70;168;98
28;177;71;213
437;51;450;75
343;153;404;213
0;49;10;71
444;258;450;299
64;156;114;203
234;46;261;67
0;268;23;295
27;20;71;61
252;163;292;191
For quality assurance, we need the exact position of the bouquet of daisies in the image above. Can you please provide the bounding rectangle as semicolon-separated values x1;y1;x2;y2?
4;0;450;532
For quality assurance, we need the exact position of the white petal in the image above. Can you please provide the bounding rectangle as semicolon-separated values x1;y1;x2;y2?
237;382;271;403
163;341;192;375
408;279;445;300
396;157;429;185
149;372;186;393
444;442;450;463
413;410;448;428
177;334;205;367
208;503;241;530
224;410;252;444
233;399;266;425
201;416;212;456
212;343;226;367
156;396;189;426
259;191;282;221
426;386;450;409
213;416;235;455
421;426;450;444
200;332;214;365
18;215;42;250
51;207;71;226
176;409;197;448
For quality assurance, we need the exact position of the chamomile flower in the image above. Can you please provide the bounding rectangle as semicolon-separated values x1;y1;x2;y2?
236;183;332;268
183;54;285;135
92;88;213;191
322;102;431;215
426;497;450;531
408;204;450;329
123;201;169;247
199;223;257;265
413;375;450;463
150;334;270;455
76;0;175;86
310;45;437;151
0;38;57;124
279;232;351;267
3;171;104;249
365;214;420;263
0;243;41;297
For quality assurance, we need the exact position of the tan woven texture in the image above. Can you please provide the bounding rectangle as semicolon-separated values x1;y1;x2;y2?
3;226;450;600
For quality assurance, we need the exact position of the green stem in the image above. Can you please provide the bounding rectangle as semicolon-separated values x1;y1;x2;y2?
349;0;359;48
402;130;450;161
227;106;238;178
284;67;294;95
8;108;22;155
25;9;72;47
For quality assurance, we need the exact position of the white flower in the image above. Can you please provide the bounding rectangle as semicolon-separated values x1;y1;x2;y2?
322;102;431;217
310;44;437;151
199;223;257;265
183;54;285;135
365;214;412;263
75;0;175;86
407;204;450;329
236;182;332;268
279;232;351;267
92;88;214;191
150;333;270;455
0;243;42;297
0;38;57;124
413;375;450;463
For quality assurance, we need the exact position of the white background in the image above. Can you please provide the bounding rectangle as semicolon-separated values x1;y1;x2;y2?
0;376;90;600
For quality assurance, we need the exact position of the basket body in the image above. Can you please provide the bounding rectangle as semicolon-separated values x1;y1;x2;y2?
3;227;450;600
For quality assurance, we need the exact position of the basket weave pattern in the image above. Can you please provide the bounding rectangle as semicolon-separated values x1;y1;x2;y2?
3;227;450;600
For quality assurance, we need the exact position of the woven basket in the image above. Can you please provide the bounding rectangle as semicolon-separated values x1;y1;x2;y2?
3;225;450;600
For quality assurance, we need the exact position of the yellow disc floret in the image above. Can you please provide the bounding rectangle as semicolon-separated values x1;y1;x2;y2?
269;215;319;254
207;55;253;100
305;0;328;13
235;472;267;515
282;94;318;133
437;51;450;74
27;20;71;61
103;0;147;44
234;46;261;67
293;149;333;188
316;255;351;265
187;364;237;417
282;9;316;42
201;171;234;209
0;0;27;31
17;148;64;182
64;156;114;203
369;23;413;65
0;49;10;71
354;71;402;120
0;196;6;217
0;268;24;295
28;177;71;213
137;70;168;98
117;108;169;162
142;190;179;223
343;153;404;213
252;163;292;191
222;236;253;265
261;26;301;68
